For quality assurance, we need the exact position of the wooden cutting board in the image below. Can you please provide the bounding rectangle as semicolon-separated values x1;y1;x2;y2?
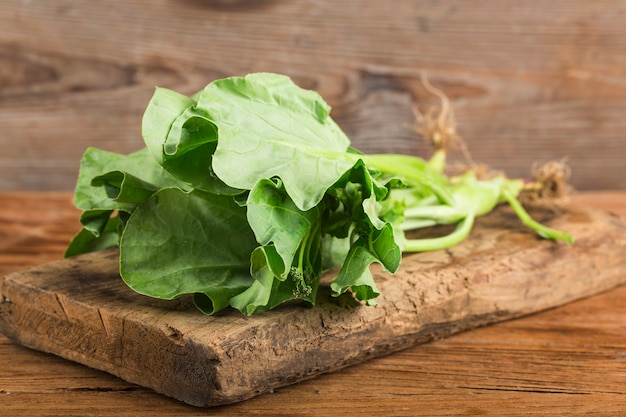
1;204;626;407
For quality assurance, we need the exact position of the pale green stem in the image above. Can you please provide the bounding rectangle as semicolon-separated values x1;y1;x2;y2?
354;153;454;206
402;212;475;252
427;148;447;172
502;190;574;244
398;218;438;231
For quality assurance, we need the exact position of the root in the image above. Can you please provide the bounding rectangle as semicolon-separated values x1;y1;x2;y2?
410;73;573;208
411;72;475;167
519;159;574;206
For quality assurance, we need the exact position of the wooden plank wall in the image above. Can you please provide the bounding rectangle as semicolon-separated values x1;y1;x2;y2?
1;0;625;191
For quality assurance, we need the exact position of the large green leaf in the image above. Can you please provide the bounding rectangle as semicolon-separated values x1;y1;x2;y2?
119;188;258;314
202;73;355;211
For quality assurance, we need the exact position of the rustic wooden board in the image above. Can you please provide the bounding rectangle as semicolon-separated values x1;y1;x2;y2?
1;204;626;407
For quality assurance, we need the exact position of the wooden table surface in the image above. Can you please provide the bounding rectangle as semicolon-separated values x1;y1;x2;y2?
1;191;626;416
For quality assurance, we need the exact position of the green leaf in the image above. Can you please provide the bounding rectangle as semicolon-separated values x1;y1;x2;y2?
330;240;381;301
65;214;122;257
229;245;317;315
70;147;191;257
246;178;320;277
233;178;324;314
202;73;355;211
330;223;400;303
368;223;402;273
78;209;115;237
322;161;379;239
334;159;389;230
74;147;188;213
141;87;196;165
142;88;240;195
119;188;258;314
91;171;159;205
349;268;380;306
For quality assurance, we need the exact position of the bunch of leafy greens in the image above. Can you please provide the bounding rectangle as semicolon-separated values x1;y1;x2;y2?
66;73;574;316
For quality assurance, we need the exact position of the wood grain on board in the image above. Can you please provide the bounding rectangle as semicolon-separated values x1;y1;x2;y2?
1;1;626;191
2;193;626;407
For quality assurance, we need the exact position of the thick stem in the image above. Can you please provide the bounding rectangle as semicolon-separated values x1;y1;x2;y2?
398;218;438;231
403;204;462;224
402;212;475;252
427;148;447;173
353;153;454;206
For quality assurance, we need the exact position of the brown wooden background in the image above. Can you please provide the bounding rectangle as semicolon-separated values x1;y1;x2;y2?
1;0;626;191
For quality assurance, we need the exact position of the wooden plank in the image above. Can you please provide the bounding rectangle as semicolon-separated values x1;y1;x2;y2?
2;1;626;191
2;203;626;407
